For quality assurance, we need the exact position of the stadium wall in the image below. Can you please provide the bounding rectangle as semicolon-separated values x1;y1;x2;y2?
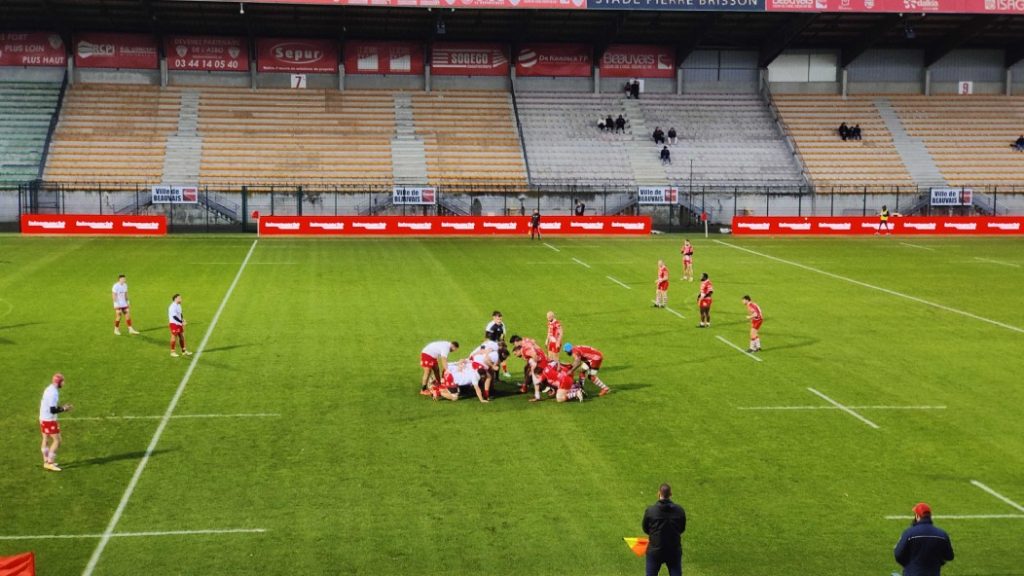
681;50;759;93
930;49;1005;94
167;70;251;88
431;75;511;91
74;68;159;85
0;66;64;82
343;73;425;91
846;49;923;94
514;76;594;92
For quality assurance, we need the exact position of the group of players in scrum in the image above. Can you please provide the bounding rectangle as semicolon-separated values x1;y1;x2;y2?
419;311;610;404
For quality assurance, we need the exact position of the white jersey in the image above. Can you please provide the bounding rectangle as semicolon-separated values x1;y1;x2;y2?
112;282;129;308
40;384;59;422
168;302;183;326
472;349;499;368
480;340;499;353
421;341;452;359
446;363;480;387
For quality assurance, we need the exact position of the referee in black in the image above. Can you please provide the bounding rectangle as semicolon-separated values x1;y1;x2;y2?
530;209;541;240
642;483;687;576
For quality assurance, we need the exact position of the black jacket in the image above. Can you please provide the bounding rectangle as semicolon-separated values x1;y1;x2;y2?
894;517;954;576
642;498;686;559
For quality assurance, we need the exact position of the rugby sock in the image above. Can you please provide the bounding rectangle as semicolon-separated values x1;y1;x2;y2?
534;390;541;401
592;376;608;390
754;338;761;350
126;319;132;327
115;320;120;327
41;447;49;461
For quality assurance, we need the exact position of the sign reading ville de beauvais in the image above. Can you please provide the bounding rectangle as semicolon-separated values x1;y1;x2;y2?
588;0;764;10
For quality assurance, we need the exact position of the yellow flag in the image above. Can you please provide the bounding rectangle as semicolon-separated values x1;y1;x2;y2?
623;537;649;557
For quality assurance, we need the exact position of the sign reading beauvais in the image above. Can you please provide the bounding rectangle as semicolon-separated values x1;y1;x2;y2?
74;33;159;69
765;0;1024;13
393;187;437;205
599;45;675;78
638;186;679;205
0;33;67;67
257;38;338;73
165;36;249;71
515;44;592;77
152;186;199;204
431;43;509;76
344;41;424;75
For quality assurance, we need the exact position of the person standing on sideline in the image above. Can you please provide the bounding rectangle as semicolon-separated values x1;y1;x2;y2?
742;295;763;353
642;483;686;576
574;200;586;216
112;274;140;336
894;502;954;576
168;293;192;358
530;209;542;240
877;205;891;235
39;373;72;472
654;260;669;308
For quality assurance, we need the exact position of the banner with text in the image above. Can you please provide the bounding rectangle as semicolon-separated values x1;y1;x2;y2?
765;0;1024;13
0;33;67;67
344;41;423;74
732;216;1024;236
165;36;249;72
257;38;338;73
152;186;199;204
21;214;167;236
74;33;158;69
431;42;509;76
393;187;437;205
599;45;675;78
589;0;763;10
637;186;679;205
515;43;592;77
259;216;651;236
930;187;973;206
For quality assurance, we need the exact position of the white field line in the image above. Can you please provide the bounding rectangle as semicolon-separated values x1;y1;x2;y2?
664;306;686;319
714;335;762;362
542;242;560;252
0;528;266;541
82;239;259;576
737;405;946;411
974;257;1021;268
885;514;1024;521
714;240;1024;334
571;257;591;268
606;276;632;290
971;480;1024;512
899;242;936;251
67;413;281;421
806;387;879;429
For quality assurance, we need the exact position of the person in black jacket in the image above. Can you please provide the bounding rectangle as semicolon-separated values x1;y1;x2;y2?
530;209;541;240
893;502;954;576
642;483;686;576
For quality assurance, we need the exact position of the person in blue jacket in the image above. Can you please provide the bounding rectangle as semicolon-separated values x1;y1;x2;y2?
894;502;954;576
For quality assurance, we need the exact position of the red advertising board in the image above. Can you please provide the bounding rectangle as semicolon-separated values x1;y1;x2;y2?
21;214;167;236
765;0;1024;13
180;0;585;8
343;41;424;75
165;36;249;72
73;33;158;69
0;32;67;67
431;42;509;76
599;45;674;78
259;216;651;236
256;38;338;73
515;43;592;77
732;216;1024;236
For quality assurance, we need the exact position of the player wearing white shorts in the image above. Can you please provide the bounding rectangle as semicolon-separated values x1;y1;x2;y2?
112;275;140;336
39;373;73;472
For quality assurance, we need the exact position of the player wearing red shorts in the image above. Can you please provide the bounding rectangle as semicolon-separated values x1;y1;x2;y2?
545;311;563;361
697;273;713;328
680;240;694;282
510;335;551;401
541;362;583;403
420;340;459;395
39;373;72;472
655;260;669;308
742;295;763;353
168;293;192;358
564;343;610;396
111;274;140;336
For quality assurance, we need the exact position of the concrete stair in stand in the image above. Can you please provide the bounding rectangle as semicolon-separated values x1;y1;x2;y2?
391;93;429;186
622;98;669;186
161;90;203;185
874;98;947;189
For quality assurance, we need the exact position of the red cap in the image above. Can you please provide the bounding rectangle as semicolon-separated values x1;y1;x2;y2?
913;502;931;517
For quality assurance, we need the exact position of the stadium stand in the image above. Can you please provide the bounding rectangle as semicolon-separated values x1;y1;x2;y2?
888;95;1024;186
44;84;180;185
773;94;915;188
0;81;62;184
410;91;527;188
198;88;396;186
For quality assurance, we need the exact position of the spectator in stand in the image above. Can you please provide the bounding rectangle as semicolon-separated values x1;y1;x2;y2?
615;115;626;134
668;127;678;145
838;122;849;141
626;79;636;99
660;146;671;165
606;115;615;132
1013;135;1024;151
574;200;586;216
631;79;641;99
598;118;607;131
653;127;665;145
852;124;862;140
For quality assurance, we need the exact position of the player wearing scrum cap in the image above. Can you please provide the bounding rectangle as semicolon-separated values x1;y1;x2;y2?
39;373;73;472
564;343;610;396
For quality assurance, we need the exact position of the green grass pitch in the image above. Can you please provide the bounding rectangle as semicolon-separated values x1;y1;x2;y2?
1;233;1022;576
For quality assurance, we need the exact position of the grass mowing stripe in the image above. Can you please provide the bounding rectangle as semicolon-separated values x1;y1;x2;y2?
714;335;762;362
806;387;879;429
714;239;1024;334
81;239;259;576
971;480;1024;512
0;529;266;541
605;276;631;290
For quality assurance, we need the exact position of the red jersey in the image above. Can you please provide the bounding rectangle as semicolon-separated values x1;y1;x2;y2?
547;319;563;343
658;265;669;283
518;338;548;366
746;301;762;320
682;242;693;256
700;280;714;298
542;363;574;390
572;345;603;364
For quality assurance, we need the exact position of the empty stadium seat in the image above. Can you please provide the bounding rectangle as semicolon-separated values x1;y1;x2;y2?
0;81;62;184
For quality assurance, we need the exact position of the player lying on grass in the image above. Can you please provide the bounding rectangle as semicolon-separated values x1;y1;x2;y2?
563;343;610;396
509;335;555;401
420;340;459;395
431;359;488;403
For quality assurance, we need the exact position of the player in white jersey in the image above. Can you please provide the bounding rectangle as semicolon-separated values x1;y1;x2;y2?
112;274;140;336
168;293;192;358
39;373;72;472
432;359;488;403
470;341;508;400
420;340;459;395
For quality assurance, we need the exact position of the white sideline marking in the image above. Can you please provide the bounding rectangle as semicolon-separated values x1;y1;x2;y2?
0;528;266;541
899;242;935;251
714;240;1024;334
68;413;281;421
885;514;1024;521
664;306;686;319
82;239;259;576
974;257;1021;268
715;335;762;362
971;480;1024;512
807;387;879;429
571;257;591;268
542;242;560;252
606;276;632;290
737;405;946;411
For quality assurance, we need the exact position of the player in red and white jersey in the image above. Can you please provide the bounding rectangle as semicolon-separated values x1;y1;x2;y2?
420;340;459;395
680;240;694;282
509;335;551;401
168;293;192;358
697;273;714;328
540;362;583;403
432;359;488;403
564;343;610;396
469;341;508;400
111;274;140;336
39;373;72;472
545;311;563;361
742;295;763;353
654;260;670;308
